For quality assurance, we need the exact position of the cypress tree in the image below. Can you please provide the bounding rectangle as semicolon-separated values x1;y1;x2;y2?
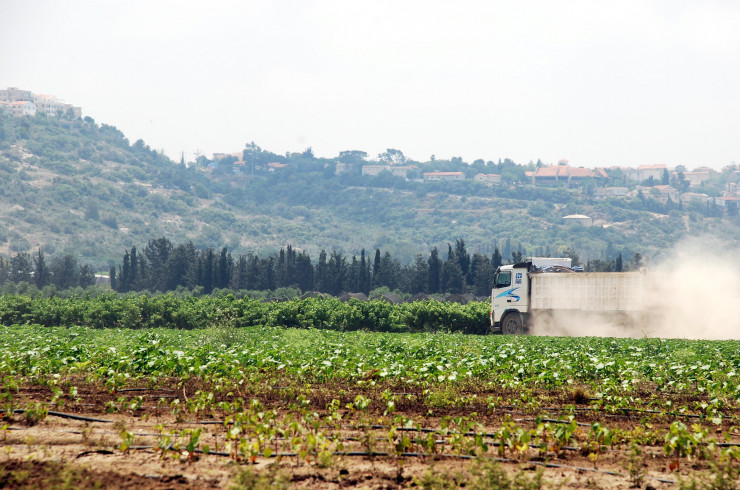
427;247;442;294
359;249;370;294
120;251;130;292
371;249;381;289
129;247;138;291
109;266;117;291
33;250;50;288
491;247;503;270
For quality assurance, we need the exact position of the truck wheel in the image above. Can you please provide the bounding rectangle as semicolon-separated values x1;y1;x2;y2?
501;313;522;335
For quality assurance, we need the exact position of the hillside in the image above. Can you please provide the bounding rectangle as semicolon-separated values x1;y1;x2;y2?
1;111;739;271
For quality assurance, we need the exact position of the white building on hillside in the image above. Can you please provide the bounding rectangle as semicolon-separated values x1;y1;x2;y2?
423;171;464;181
362;165;418;178
0;87;80;117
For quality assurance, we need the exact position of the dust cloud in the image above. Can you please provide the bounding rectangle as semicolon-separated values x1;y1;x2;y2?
529;237;740;340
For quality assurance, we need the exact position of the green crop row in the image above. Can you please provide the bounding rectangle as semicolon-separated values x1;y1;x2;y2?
0;294;490;334
1;325;739;405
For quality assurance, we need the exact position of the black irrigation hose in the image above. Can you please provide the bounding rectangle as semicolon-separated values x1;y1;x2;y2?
504;405;711;420
0;409;113;423
117;388;175;393
121;446;676;484
515;418;591;427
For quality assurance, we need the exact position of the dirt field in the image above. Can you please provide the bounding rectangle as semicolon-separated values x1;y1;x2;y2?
2;378;736;489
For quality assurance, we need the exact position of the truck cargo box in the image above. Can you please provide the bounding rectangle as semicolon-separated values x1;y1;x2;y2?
530;271;646;312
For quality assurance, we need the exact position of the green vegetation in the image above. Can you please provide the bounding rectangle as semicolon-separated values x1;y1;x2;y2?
2;111;740;273
0;322;738;398
0;294;490;333
2;302;740;485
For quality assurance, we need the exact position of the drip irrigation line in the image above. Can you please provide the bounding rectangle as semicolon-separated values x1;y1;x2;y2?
76;449;114;458
120;446;675;483
503;405;713;420
117;388;174;393
515;418;591;427
0;409;113;423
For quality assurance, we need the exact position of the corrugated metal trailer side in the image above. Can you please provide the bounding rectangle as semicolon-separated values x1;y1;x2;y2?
530;272;647;312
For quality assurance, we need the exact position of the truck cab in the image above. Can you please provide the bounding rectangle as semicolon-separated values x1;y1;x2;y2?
491;257;573;334
491;263;530;334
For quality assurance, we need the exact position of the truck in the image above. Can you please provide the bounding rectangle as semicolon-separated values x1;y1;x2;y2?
490;257;649;334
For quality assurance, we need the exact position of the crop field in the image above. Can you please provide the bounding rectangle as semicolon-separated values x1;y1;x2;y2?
0;297;739;488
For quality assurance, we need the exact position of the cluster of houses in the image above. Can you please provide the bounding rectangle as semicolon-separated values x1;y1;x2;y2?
211;151;739;209
359;159;739;210
0;87;81;118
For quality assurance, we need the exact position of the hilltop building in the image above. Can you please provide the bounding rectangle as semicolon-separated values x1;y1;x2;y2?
531;163;607;186
362;165;418;178
675;170;712;188
473;173;502;184
563;214;593;226
593;187;628;199
624;164;667;182
423;171;464;181
0;87;81;117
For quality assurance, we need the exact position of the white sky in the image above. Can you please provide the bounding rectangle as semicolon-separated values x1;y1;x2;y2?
3;0;740;169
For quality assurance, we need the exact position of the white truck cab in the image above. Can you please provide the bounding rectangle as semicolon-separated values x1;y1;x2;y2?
491;258;572;334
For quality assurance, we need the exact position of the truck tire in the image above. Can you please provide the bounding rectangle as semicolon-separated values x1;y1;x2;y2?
501;312;522;335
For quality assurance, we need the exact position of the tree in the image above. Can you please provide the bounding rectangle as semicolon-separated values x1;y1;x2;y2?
10;253;33;284
347;255;360;292
453;239;471;283
470;253;493;296
491;247;503;270
315;250;329;293
232;255;248;290
166;241;198;290
338;150;368;164
33;250;50;288
294;251;314;291
427;248;442;294
441;260;464;294
615;253;623;272
325;251;347;295
371;249;382;289
201;249;214;293
410;254;429;294
118;251;131;292
129;247;139;291
377;148;407;165
374;252;401;291
359;249;370;294
215;247;232;289
502;239;512;263
143;237;173;292
50;254;78;290
563;247;580;267
78;264;96;288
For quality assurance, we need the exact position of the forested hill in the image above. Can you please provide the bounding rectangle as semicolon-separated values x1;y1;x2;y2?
1;111;739;273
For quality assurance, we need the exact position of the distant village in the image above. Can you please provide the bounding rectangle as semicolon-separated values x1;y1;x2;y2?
3;86;737;214
211;149;740;214
0;87;81;118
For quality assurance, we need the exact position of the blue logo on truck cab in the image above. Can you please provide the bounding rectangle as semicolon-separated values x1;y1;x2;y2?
495;288;520;301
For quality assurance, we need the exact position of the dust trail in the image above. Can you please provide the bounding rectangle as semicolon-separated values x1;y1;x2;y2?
529;237;740;340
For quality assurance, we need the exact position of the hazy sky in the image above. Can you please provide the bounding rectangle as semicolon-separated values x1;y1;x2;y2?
3;1;739;169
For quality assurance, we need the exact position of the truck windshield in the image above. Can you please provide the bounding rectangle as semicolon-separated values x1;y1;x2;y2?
494;271;511;288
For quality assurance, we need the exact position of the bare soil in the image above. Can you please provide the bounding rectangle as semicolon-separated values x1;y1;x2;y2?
1;378;737;489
